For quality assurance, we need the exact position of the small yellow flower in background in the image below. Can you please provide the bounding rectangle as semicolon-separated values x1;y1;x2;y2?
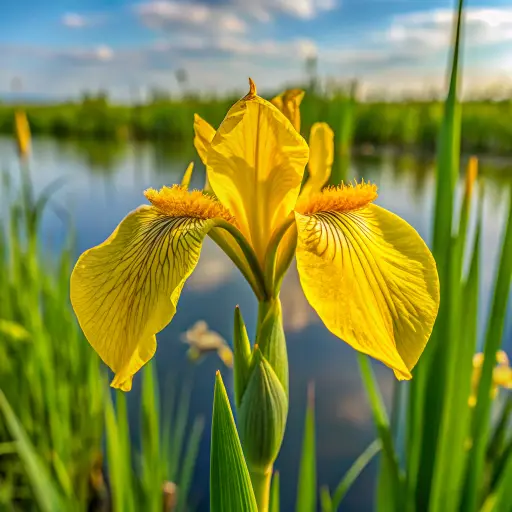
469;350;512;407
70;78;439;390
181;320;233;368
14;110;31;159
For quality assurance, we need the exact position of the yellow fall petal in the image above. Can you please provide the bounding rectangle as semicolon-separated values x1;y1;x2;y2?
302;122;334;197
270;89;305;132
207;81;309;263
70;194;221;390
294;194;439;379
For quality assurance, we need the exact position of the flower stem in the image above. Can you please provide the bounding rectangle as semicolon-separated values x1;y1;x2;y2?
249;465;272;512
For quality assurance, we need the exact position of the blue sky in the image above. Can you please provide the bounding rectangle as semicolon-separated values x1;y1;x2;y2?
2;0;512;100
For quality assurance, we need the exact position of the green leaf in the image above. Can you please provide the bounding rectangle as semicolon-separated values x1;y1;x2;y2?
270;471;280;512
320;486;333;512
176;416;204;512
105;389;135;512
481;443;512;512
296;382;317;512
233;305;252;409
330;440;381;511
140;362;163;512
429;198;480;511
210;371;258;512
0;390;63;512
357;354;402;510
463;188;512;512
408;0;465;507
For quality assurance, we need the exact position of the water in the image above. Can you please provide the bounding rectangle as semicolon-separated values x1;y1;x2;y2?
1;136;511;510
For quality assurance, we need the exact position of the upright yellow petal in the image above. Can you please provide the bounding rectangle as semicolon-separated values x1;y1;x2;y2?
207;81;309;263
70;187;230;390
180;162;194;189
194;114;216;165
295;188;439;379
270;89;305;132
302;122;334;197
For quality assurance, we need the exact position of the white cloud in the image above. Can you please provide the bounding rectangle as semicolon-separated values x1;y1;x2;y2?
61;12;106;28
235;0;337;20
136;1;247;34
389;7;512;49
62;13;88;28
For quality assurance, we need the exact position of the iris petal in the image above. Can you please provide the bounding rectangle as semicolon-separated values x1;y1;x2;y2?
207;90;309;263
70;206;214;390
295;204;439;379
302;122;334;197
193;114;216;165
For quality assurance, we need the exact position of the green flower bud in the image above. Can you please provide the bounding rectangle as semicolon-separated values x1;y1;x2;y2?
238;347;288;471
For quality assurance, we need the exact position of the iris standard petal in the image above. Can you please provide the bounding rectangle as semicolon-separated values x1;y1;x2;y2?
207;81;309;263
295;198;439;379
71;187;232;390
194;114;216;165
270;89;305;132
302;122;334;197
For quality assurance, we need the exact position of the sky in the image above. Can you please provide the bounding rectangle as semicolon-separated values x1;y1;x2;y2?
1;0;512;101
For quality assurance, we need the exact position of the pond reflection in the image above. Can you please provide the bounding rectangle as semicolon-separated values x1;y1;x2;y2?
0;136;510;511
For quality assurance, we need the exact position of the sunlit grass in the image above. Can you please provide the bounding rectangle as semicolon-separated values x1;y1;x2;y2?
0;166;202;510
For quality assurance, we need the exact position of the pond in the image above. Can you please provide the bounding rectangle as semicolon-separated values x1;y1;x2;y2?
1;136;511;510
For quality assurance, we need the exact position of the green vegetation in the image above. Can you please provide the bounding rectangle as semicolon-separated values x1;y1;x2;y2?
2;90;512;154
0;166;202;510
1;0;511;511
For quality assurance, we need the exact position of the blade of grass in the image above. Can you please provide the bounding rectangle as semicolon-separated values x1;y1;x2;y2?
141;362;162;512
358;354;402;510
463;188;512;512
176;416;204;512
330;440;381;511
210;371;257;512
408;1;464;508
430;167;480;511
296;382;317;512
270;471;280;512
0;389;63;512
320;486;333;512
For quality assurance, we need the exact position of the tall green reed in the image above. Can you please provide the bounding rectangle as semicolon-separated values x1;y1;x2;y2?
0;163;202;510
357;1;512;511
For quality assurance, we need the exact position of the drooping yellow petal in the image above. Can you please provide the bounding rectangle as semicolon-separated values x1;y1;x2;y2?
70;188;228;390
207;81;309;263
270;89;305;132
295;189;439;379
302;122;334;197
193;114;216;165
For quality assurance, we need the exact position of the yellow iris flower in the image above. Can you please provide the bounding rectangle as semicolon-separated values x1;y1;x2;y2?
70;79;439;391
469;350;512;407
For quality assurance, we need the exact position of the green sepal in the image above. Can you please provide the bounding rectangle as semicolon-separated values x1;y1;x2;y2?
233;306;252;409
238;347;288;471
210;371;258;512
255;298;289;395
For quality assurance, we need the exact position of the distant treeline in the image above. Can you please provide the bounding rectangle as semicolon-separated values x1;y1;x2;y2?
1;93;512;154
